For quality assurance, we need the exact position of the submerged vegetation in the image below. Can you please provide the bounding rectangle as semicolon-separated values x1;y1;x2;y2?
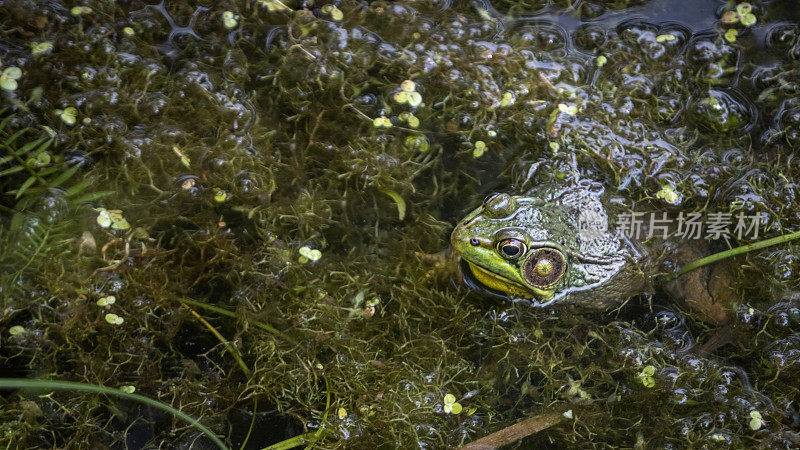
1;0;800;447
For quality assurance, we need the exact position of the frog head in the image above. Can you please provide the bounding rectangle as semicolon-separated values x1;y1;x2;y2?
451;187;646;307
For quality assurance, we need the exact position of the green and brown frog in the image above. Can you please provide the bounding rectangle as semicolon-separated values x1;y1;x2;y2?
450;185;737;329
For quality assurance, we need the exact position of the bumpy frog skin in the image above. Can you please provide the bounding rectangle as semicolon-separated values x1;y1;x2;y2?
451;186;647;308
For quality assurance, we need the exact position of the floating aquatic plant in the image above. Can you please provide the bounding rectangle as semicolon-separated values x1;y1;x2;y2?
0;66;21;91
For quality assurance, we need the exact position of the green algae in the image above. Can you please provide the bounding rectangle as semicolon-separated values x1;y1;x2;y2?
0;0;800;448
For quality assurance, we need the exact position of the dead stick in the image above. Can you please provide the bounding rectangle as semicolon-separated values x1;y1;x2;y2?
458;408;569;450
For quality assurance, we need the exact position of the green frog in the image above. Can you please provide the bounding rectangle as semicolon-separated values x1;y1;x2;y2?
451;186;736;326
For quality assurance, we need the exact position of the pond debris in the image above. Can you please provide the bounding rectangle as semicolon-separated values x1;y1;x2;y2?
172;146;191;168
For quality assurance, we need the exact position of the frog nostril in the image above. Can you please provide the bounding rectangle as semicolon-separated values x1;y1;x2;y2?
469;238;480;246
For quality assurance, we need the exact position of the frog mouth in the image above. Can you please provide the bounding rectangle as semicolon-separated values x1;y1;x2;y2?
460;258;534;298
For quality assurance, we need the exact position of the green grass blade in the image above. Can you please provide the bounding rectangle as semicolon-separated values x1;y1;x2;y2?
2;129;29;148
262;432;317;450
63;177;93;196
71;190;115;203
11;137;46;156
48;164;80;188
0;378;229;450
671;229;800;280
13;176;37;199
0;165;25;177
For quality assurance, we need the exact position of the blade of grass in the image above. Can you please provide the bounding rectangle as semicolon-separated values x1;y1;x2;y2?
261;370;332;450
262;432;317;450
178;297;296;345
182;303;251;377
72;190;115;203
48;163;80;188
669;229;800;280
63;177;94;196
13;176;36;198
240;397;258;450
0;378;228;450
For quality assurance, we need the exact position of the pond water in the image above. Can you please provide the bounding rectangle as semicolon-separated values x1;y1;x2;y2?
1;0;800;448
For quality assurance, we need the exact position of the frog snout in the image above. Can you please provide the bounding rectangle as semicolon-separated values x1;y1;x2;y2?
451;224;492;249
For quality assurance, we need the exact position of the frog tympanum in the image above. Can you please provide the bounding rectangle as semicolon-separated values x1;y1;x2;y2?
451;186;736;326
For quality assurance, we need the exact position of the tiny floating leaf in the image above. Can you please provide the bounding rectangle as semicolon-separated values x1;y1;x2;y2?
0;67;22;91
97;295;116;307
407;91;423;107
380;189;406;221
400;80;416;92
222;11;238;29
105;313;124;325
740;12;756;26
656;34;676;43
57;107;78;125
736;3;752;16
30;42;53;56
721;11;739;24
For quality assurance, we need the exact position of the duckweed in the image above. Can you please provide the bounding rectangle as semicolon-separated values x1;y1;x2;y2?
55;107;77;125
222;11;238;29
104;314;124;325
30;42;53;56
96;295;116;307
0;66;22;91
95;209;130;230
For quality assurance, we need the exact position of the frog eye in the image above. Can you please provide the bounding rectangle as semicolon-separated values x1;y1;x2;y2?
483;193;501;205
522;248;566;288
497;238;527;260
